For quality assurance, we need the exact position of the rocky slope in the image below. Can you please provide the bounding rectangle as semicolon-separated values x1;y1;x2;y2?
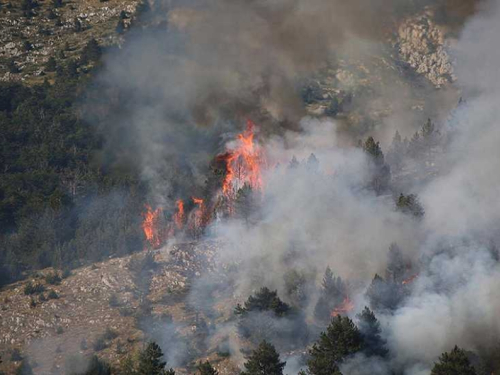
0;241;242;375
0;0;141;84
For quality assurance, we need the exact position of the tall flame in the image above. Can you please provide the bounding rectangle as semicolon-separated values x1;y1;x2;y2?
220;119;265;198
141;205;163;249
173;199;185;230
190;197;207;235
331;296;355;317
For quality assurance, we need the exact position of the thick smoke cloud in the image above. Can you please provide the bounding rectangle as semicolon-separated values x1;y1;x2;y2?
93;0;455;206
85;0;500;372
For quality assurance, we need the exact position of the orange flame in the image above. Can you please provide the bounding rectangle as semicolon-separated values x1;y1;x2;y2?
141;205;163;249
173;199;185;230
402;274;418;285
331;296;355;317
220;120;265;198
189;197;207;234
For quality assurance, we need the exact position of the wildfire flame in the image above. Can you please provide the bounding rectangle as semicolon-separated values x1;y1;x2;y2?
402;274;418;285
141;205;163;249
173;199;185;230
220;119;265;198
190;197;207;235
331;296;355;317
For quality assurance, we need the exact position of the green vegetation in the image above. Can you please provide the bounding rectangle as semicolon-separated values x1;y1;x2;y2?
235;287;290;317
431;346;477;375
23;282;45;295
240;341;285;375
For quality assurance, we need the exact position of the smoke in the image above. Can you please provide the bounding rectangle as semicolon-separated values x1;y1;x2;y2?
78;0;500;373
90;0;466;208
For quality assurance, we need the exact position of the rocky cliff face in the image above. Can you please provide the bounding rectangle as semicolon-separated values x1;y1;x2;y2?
396;11;455;87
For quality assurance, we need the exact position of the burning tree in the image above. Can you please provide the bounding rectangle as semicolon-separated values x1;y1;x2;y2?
314;267;350;323
216;119;265;216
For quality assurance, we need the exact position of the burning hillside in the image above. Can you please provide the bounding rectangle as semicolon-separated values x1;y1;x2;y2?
141;119;267;249
2;0;499;374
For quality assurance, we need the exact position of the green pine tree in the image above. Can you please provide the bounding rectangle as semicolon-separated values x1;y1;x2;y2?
431;346;477;375
240;341;286;375
356;307;388;358
235;287;290;317
15;360;33;375
80;355;111;375
46;57;57;72
396;193;424;219
137;342;175;375
196;361;218;375
307;316;363;375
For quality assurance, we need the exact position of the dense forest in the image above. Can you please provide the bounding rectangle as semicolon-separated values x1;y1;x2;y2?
0;40;148;285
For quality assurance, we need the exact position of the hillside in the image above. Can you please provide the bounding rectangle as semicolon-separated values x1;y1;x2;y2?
0;0;142;84
0;241;243;374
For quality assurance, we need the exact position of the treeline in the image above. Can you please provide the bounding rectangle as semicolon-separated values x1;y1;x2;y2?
0;39;147;286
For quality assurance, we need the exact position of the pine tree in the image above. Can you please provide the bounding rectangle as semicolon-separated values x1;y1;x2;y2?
365;274;403;312
196;361;218;375
306;153;319;172
46;57;57;72
116;18;126;34
289;156;299;169
240;341;286;375
81;355;111;375
396;193;424;219
431;346;477;375
362;137;391;194
65;60;79;78
314;267;346;322
235;287;290;317
74;17;82;32
137;342;175;375
15;360;33;375
357;307;388;358
385;243;406;283
235;184;254;224
308;316;363;375
80;38;102;64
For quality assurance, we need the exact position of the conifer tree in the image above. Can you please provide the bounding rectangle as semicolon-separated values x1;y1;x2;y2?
196;361;218;375
137;342;175;375
240;341;286;375
80;355;111;375
362;137;391;194
357;307;388;358
45;57;57;72
431;346;477;375
15;360;33;375
308;316;363;375
396;193;424;219
385;243;406;283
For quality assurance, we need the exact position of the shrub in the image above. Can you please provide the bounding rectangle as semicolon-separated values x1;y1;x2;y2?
11;348;22;361
56;326;64;334
93;336;107;352
44;272;61;285
24;282;45;295
48;290;59;299
102;327;118;341
108;293;120;307
119;307;133;317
